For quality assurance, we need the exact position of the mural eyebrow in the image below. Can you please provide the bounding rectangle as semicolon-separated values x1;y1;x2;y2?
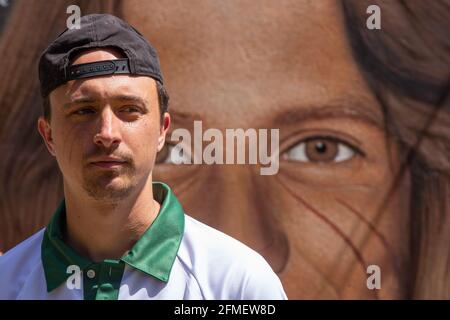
169;110;204;128
274;101;384;129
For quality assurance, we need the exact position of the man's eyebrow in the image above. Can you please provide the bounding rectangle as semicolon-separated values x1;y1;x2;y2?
63;97;97;109
111;94;147;106
63;95;148;109
274;101;384;129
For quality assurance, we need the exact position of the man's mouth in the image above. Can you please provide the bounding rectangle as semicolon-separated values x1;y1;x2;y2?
89;156;128;169
90;161;126;169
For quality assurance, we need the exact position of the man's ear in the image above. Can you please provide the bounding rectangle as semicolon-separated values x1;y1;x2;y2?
157;112;170;152
37;117;56;156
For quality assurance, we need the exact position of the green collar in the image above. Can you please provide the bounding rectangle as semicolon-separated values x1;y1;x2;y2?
41;182;185;292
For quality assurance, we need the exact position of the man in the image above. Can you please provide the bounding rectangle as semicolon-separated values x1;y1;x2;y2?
0;13;287;300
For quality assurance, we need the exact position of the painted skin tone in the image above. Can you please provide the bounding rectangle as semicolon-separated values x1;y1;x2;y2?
38;49;170;262
122;0;411;298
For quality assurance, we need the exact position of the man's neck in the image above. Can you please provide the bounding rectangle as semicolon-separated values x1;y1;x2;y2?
63;179;160;262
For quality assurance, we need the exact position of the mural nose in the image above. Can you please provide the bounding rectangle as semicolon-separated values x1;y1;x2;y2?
176;165;290;274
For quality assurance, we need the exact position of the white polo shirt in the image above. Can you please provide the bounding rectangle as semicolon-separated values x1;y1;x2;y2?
0;182;287;300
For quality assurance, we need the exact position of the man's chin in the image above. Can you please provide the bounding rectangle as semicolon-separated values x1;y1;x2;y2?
85;188;133;202
83;179;134;202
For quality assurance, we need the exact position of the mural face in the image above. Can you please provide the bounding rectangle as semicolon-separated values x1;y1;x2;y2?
122;0;411;299
0;0;448;299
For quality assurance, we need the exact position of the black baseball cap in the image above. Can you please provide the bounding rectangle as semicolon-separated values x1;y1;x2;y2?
38;13;164;97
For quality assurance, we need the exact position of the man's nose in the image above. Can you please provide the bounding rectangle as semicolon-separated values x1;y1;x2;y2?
93;108;122;148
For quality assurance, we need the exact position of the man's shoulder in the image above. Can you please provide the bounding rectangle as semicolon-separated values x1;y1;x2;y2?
176;215;287;299
0;229;44;264
0;229;45;299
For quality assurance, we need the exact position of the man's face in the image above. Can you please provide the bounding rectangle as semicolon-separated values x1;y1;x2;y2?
38;49;168;202
122;0;411;298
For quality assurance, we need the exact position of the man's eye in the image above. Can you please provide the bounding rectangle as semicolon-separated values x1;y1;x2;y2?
121;106;140;113
282;137;360;163
73;108;95;115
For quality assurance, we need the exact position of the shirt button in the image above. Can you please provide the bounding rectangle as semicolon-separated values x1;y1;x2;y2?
86;269;96;279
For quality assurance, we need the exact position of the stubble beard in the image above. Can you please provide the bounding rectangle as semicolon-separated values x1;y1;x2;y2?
82;164;136;203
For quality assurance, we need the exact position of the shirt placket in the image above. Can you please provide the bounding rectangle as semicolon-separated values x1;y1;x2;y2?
82;260;125;300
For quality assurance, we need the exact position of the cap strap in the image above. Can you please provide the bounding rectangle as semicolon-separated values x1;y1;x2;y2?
67;58;130;80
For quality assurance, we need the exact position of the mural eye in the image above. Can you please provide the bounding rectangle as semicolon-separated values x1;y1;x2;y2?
282;137;358;163
156;143;192;164
155;144;171;164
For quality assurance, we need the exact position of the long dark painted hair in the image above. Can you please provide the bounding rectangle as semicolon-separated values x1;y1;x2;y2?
341;0;450;298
